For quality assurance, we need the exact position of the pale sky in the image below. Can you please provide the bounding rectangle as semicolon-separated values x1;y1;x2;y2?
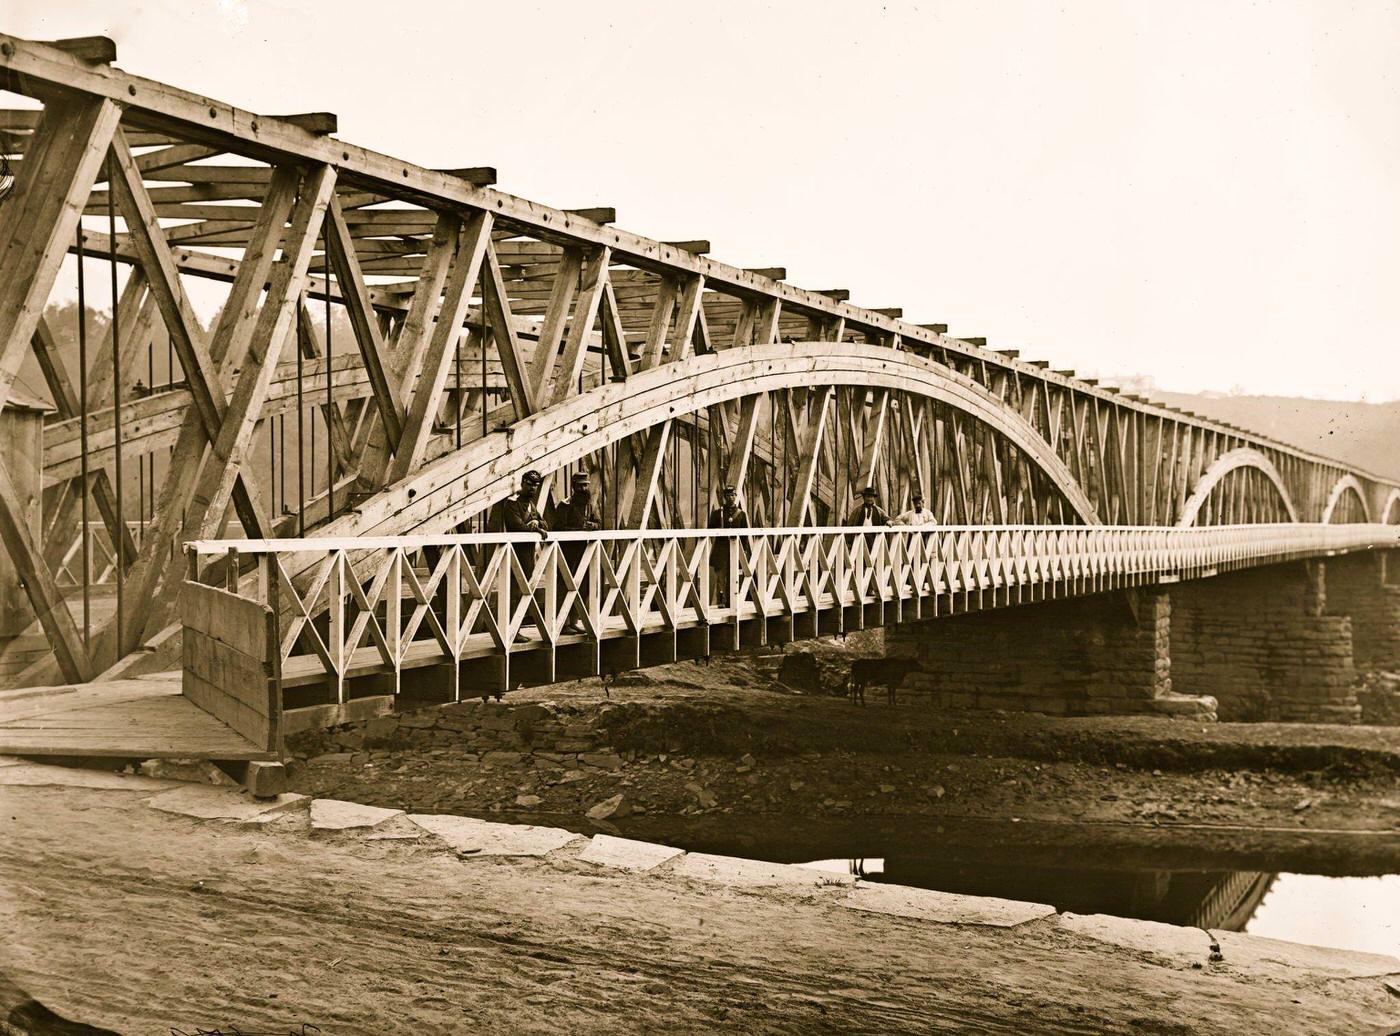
11;0;1400;401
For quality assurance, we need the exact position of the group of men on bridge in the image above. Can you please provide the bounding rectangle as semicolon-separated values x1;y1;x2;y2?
490;468;942;628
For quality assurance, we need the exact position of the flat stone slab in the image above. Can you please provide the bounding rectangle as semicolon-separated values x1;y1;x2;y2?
0;762;177;792
841;883;1054;928
579;834;684;872
310;798;404;831
407;814;581;857
1211;930;1400;979
1059;913;1212;963
672;852;857;887
146;785;307;823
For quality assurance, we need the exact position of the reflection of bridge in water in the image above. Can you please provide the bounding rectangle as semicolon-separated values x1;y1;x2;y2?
846;856;1276;932
1;34;1398;774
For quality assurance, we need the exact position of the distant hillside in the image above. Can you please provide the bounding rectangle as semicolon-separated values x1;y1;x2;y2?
1147;390;1400;482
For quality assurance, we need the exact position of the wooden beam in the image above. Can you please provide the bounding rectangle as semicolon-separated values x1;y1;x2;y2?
116;163;300;648
639;278;679;369
526;247;583;401
480;238;537;421
273;112;337;135
325;193;405;445
598;278;634;381
46;36;117;64
855;389;890;491
186;163;338;542
294;296;357;476
436;167;497;186
669;274;705;364
30;316;139;566
357;212;459;489
786;386;833;525
567;207;616;224
0;455;93;681
547;247;610;406
0;94;121;415
388;211;493;482
723;396;762;504
625;422;672;529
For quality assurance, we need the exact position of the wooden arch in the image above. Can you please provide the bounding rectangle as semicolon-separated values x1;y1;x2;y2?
1380;488;1400;525
1321;474;1371;524
1177;448;1298;527
303;343;1100;557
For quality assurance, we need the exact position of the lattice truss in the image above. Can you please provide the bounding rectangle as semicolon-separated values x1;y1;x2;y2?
0;34;1394;685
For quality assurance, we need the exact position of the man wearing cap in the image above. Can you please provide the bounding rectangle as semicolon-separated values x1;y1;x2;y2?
553;471;602;535
553;471;601;634
846;486;891;528
894;491;937;526
494;470;550;639
707;484;750;607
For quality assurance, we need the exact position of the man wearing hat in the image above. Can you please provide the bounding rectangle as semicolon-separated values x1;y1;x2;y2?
494;470;550;638
553;470;602;535
894;490;937;526
707;484;750;607
846;486;891;528
553;471;601;634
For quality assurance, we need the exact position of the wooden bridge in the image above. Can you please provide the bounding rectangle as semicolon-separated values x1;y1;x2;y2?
0;34;1397;764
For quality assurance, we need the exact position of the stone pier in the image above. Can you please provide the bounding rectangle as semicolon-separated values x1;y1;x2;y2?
888;589;1191;718
1169;564;1357;723
889;553;1399;725
1322;551;1400;671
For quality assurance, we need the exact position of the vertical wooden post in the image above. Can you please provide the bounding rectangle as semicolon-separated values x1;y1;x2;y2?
328;551;345;704
446;546;462;701
386;549;402;690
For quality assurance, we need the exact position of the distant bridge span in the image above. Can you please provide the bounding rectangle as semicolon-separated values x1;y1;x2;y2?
0;31;1397;696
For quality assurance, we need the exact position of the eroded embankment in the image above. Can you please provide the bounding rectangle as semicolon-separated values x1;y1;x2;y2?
282;656;1400;874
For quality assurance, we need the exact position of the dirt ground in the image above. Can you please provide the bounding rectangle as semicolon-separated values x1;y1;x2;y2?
4;780;1400;1036
287;651;1400;874
8;646;1400;1033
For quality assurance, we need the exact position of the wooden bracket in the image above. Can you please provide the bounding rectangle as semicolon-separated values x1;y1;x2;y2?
274;112;338;135
437;167;497;186
46;37;117;64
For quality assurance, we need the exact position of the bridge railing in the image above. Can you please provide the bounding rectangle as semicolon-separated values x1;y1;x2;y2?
182;523;1400;703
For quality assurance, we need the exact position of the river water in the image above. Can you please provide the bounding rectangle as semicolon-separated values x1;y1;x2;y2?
664;819;1400;957
791;858;1400;956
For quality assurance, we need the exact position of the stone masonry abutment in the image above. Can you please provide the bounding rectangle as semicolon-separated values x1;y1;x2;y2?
1322;550;1400;671
1169;563;1357;723
886;589;1189;718
887;553;1398;724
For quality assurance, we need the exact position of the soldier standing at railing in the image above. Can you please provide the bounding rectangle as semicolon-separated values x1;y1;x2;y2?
552;470;600;635
707;484;750;607
494;469;550;641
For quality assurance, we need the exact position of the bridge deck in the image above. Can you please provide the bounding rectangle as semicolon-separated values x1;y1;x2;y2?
0;673;276;761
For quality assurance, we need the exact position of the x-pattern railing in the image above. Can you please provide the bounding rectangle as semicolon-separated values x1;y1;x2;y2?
186;523;1400;701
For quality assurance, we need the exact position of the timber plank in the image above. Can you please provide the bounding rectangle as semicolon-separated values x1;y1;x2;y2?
180;581;270;658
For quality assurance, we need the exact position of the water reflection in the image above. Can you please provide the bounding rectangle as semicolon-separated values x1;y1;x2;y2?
1246;873;1400;957
801;853;1274;930
794;852;1400;956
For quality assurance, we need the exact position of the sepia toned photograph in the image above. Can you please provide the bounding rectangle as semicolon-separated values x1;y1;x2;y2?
0;2;1398;1033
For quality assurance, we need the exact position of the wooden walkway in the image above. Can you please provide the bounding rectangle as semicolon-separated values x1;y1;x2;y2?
0;672;275;761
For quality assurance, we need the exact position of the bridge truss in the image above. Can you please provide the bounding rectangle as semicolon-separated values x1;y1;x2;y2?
0;33;1396;686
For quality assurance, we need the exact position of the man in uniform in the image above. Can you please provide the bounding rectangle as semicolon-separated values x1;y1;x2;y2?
494;470;549;640
707;484;750;607
552;471;601;634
